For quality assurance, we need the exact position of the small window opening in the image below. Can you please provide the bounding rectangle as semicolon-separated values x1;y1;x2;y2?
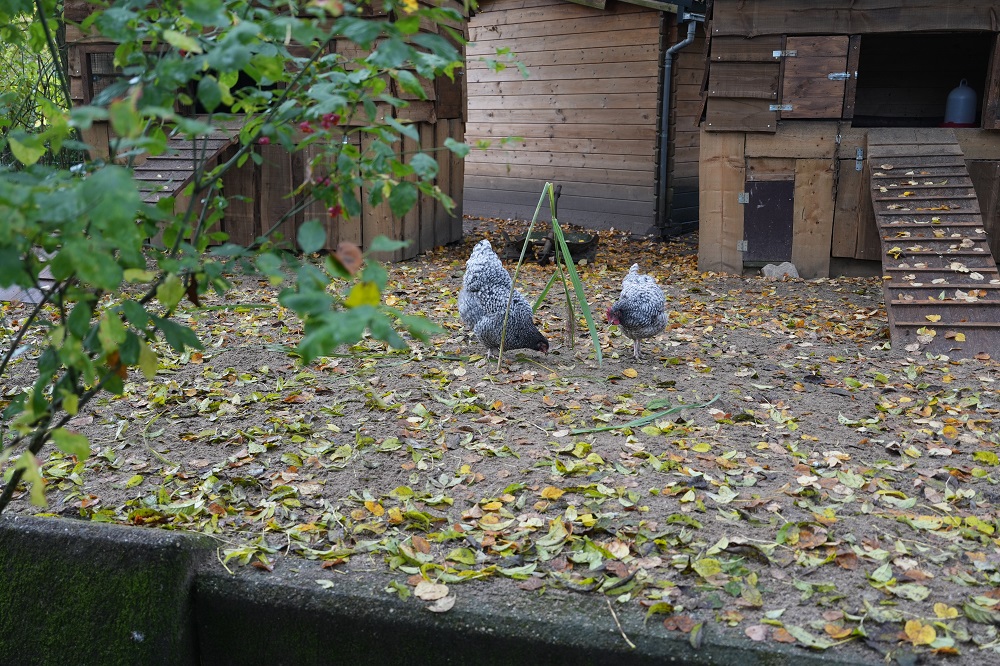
88;52;126;102
853;32;992;128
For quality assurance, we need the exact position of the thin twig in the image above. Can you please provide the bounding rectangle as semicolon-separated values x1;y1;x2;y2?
605;597;636;649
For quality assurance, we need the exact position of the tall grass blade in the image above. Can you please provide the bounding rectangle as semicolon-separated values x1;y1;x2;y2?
548;186;602;365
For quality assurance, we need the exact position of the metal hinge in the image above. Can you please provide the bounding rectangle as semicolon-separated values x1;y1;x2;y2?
737;240;748;252
737;192;750;204
769;104;793;112
772;50;797;58
828;72;852;81
856;147;864;171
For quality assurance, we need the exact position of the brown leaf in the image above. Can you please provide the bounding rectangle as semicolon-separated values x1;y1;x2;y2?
663;615;697;633
772;627;796;643
335;241;364;275
412;535;432;554
745;625;768;641
835;550;859;570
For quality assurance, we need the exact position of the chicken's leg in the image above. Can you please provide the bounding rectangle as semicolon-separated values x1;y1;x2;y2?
632;338;641;361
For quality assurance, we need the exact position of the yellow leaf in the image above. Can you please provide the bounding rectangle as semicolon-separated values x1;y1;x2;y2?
824;624;852;639
925;314;942;322
541;486;565;500
344;281;381;307
364;500;384;516
934;603;959;619
904;620;936;646
481;501;503;511
692;443;712;453
954;332;966;342
941;425;959;439
622;368;638;378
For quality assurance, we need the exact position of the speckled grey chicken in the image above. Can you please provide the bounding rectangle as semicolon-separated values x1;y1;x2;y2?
458;240;549;358
606;263;667;360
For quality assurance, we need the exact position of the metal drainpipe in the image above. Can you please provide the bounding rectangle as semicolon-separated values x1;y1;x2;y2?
657;14;701;236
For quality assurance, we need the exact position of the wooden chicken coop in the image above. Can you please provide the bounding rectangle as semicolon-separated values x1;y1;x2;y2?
62;1;467;261
698;0;1000;356
465;0;707;237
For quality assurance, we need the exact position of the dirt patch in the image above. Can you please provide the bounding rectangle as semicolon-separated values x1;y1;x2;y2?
2;219;999;663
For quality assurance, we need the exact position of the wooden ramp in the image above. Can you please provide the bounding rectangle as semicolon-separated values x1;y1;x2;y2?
133;128;238;204
867;128;1000;358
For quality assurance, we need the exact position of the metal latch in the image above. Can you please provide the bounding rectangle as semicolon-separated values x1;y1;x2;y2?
828;72;851;81
737;192;749;204
769;104;793;112
772;50;797;58
737;240;748;252
856;147;864;172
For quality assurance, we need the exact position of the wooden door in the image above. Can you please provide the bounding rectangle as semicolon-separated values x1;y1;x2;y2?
743;179;794;263
780;36;851;119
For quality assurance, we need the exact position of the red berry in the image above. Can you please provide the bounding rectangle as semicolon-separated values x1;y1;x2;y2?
299;121;314;134
327;205;342;218
257;136;270;145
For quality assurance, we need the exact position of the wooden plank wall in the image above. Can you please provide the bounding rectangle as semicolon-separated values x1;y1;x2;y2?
709;0;1000;37
254;120;465;260
465;0;662;234
667;21;706;230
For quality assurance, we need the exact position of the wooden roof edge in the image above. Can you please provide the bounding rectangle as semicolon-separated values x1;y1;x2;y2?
563;0;701;14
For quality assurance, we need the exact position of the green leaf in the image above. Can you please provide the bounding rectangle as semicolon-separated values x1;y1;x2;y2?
783;625;832;650
388;181;418;218
151;316;203;352
644;602;675;624
108;98;142;139
14;452;47;507
409;153;438;179
367;236;410;254
297;219;327;254
197;75;224;113
163;29;203;53
973;451;999;466
119;301;150;328
445;548;477;565
138;342;159;380
8;135;46;166
51;428;91;460
156;273;185;310
443;137;469;158
280;290;334;318
692;558;721;579
368;36;410;69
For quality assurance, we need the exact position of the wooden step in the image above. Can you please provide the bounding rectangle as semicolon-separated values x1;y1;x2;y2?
867;127;1000;358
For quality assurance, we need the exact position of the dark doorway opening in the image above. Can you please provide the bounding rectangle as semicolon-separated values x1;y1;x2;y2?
853;32;993;128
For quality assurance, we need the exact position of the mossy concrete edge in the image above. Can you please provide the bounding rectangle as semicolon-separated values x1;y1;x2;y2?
1;516;879;665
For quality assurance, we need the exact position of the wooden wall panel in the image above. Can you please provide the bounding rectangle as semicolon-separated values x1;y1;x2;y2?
466;0;662;235
791;158;836;277
698;130;746;273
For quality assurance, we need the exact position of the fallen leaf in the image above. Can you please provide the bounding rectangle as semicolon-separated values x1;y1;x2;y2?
414;581;449;601
426;595;456;613
904;619;936;646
